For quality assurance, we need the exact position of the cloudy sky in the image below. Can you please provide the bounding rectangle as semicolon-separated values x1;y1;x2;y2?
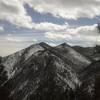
0;0;100;56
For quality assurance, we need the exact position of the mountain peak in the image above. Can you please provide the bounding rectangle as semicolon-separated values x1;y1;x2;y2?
39;42;51;48
0;42;99;100
57;43;70;48
2;42;91;79
39;42;48;45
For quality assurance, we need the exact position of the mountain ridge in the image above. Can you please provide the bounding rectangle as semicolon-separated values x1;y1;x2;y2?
0;42;100;100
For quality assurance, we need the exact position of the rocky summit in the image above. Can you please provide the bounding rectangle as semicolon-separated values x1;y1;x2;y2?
0;42;100;100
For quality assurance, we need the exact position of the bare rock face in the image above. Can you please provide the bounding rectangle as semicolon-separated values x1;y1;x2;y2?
0;42;100;100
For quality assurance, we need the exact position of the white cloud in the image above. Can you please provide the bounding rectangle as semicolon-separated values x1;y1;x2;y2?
6;37;23;42
0;0;99;30
32;22;69;31
0;0;33;28
24;0;100;19
0;0;70;30
45;32;72;40
0;34;37;43
44;24;100;46
0;0;68;30
0;26;4;31
66;24;98;36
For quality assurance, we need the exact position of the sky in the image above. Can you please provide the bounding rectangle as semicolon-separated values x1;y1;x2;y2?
0;0;100;56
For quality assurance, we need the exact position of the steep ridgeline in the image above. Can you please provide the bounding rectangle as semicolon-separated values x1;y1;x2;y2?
0;42;99;100
2;43;45;79
55;43;91;72
1;43;80;100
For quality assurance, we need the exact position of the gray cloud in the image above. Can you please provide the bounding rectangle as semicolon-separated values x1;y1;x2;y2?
44;24;100;46
24;0;100;19
0;0;70;30
0;0;33;28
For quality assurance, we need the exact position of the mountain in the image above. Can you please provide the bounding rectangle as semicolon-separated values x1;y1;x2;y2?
0;42;100;100
73;45;100;61
79;60;100;100
2;43;45;79
55;43;91;72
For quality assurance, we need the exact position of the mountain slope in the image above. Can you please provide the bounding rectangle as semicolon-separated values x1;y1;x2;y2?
0;42;99;100
2;43;45;78
2;46;80;100
73;45;100;61
55;43;91;72
77;60;100;100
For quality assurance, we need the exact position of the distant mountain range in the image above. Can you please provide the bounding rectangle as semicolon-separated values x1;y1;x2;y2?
0;42;100;100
